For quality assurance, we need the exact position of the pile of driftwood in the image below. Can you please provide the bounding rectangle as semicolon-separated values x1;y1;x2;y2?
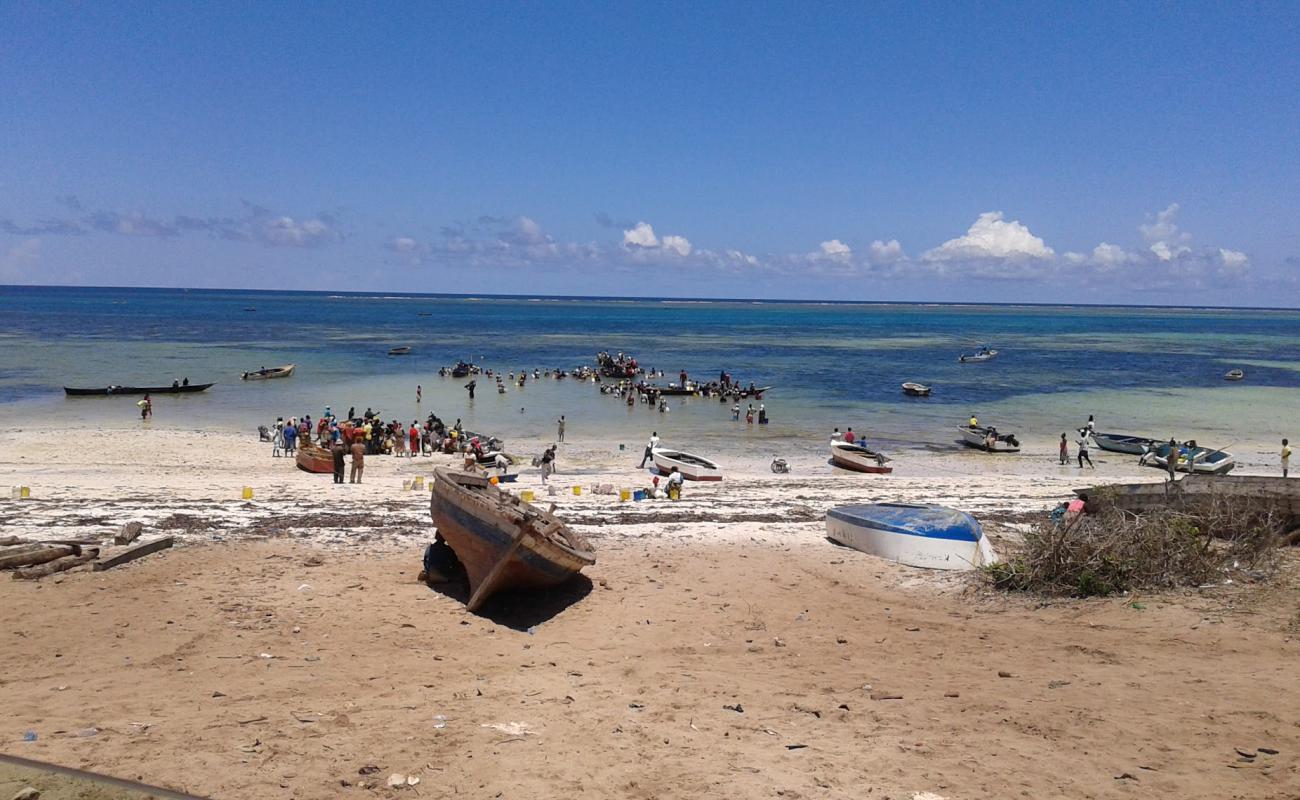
0;522;173;581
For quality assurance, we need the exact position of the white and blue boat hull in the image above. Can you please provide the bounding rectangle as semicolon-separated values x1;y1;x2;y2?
826;503;996;571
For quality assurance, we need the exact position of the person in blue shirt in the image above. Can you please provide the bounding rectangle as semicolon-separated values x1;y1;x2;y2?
282;422;298;454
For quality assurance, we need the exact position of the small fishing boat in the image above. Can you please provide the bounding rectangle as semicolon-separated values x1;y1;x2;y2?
429;468;595;610
295;441;335;474
651;447;723;481
830;441;894;474
901;382;932;397
451;361;473;378
416;311;432;317
388;346;412;356
1092;432;1157;455
241;364;295;381
1224;369;1244;381
1143;442;1236;475
958;345;998;363
648;384;699;396
958;425;1021;452
64;382;215;396
826;503;996;571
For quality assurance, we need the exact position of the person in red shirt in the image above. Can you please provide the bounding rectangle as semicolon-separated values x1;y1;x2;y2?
844;428;856;444
409;422;420;457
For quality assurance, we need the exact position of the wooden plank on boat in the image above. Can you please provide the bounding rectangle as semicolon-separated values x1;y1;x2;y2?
466;527;529;612
93;536;175;571
12;549;99;580
0;544;74;570
115;521;144;545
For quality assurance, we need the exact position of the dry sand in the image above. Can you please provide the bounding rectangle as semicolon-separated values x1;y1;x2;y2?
2;428;1298;799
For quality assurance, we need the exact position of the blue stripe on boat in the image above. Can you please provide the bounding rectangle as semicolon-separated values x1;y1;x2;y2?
827;503;981;542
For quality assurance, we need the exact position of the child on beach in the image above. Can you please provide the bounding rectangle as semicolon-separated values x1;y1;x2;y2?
1283;438;1292;478
1059;433;1068;465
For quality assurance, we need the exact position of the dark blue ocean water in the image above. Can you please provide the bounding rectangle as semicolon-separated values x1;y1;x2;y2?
1;285;1296;450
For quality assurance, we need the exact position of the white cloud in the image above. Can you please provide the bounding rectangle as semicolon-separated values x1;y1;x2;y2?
661;234;692;257
622;221;659;249
1140;203;1190;245
257;216;337;248
868;239;904;264
506;216;549;246
923;212;1054;262
818;239;852;262
1218;248;1248;271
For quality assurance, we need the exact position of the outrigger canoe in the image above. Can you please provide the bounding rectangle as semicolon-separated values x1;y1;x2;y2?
429;468;595;610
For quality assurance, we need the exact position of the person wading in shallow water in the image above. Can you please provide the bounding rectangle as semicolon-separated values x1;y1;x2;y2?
465;380;476;399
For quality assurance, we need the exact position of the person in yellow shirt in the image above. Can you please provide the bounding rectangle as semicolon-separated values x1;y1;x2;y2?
968;415;979;428
1283;438;1291;478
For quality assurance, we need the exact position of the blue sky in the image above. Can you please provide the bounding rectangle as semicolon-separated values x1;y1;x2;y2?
2;1;1297;304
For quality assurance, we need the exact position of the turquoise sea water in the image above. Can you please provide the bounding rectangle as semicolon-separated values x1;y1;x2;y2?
1;286;1296;454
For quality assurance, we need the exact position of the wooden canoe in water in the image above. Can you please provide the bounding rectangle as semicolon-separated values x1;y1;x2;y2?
430;468;595;610
295;441;335;474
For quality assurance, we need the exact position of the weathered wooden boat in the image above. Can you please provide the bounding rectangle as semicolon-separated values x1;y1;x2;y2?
901;382;932;397
1224;368;1244;381
295;441;335;474
1076;475;1300;522
1092;432;1157;455
957;425;1020;452
64;382;215;396
1143;442;1235;475
388;346;412;355
645;384;698;396
241;364;295;381
451;361;473;377
830;441;894;474
957;348;997;363
827;503;996;571
651;447;723;481
429;468;595;610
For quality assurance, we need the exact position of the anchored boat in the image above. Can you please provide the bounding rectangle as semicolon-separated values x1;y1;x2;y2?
901;382;932;397
429;468;595;610
958;425;1021;453
827;503;996;570
64;382;214;396
830;441;894;474
651;447;723;481
241;364;295;381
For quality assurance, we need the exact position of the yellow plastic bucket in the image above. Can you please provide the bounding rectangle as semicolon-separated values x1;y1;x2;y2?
619;489;631;502
402;479;412;491
572;485;582;496
412;476;425;489
520;489;535;503
241;487;254;500
21;486;30;499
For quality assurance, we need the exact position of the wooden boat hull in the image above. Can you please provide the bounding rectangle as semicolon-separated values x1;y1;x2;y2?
957;426;1020;453
1092;432;1155;455
830;442;894;474
295;442;335;474
242;364;295;380
64;382;215;396
651;448;723;481
430;468;595;610
827;503;995;571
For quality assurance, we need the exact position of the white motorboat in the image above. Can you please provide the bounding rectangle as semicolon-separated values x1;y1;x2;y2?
241;364;295;381
958;425;1020;453
826;502;996;571
829;441;894;474
651;447;723;481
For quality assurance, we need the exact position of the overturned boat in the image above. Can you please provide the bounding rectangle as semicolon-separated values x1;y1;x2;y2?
827;503;996;571
429;468;595;610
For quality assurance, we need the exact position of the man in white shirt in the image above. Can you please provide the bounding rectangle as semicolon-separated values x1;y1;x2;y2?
639;432;660;468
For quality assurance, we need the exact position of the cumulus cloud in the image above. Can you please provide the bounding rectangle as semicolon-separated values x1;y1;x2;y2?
868;239;904;264
1218;248;1248;271
661;234;692;257
619;221;693;259
622;221;660;249
818;239;852;262
923;211;1054;262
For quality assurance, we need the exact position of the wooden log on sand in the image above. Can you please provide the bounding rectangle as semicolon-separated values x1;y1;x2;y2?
115;521;144;545
93;537;174;572
0;536;25;547
0;545;75;570
12;550;99;580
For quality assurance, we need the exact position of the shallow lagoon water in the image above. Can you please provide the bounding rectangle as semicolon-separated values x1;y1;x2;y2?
1;286;1296;458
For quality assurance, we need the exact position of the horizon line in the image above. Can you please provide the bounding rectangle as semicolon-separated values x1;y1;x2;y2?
1;283;1297;313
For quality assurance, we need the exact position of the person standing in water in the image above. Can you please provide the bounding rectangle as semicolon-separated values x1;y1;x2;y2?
465;380;476;399
416;385;422;403
557;415;566;443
